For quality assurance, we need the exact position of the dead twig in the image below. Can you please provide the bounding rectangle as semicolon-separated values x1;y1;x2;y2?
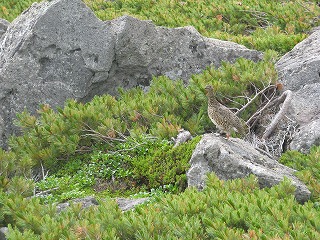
237;84;276;117
262;90;293;140
82;123;126;144
246;87;278;127
33;187;59;198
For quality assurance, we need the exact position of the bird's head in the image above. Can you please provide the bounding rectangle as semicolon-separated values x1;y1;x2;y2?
205;85;214;96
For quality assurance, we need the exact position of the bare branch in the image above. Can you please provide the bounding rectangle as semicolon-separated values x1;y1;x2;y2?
33;187;59;198
236;84;276;116
246;88;279;127
82;123;126;143
40;161;49;180
82;132;126;143
262;90;293;140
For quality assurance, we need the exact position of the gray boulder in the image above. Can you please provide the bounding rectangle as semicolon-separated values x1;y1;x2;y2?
0;0;262;148
187;134;311;203
0;0;114;147
0;227;8;240
276;29;320;152
110;15;262;84
0;19;9;39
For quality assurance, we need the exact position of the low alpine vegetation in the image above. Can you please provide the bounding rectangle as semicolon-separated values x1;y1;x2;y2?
5;51;277;177
35;135;201;203
279;146;320;202
0;1;319;239
1;174;319;239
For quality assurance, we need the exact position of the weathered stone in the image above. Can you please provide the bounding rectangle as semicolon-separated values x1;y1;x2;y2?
289;118;320;153
0;227;8;240
187;134;311;203
56;196;99;213
276;29;320;151
110;15;262;85
116;197;149;211
0;19;9;39
0;0;114;147
0;0;262;148
276;30;320;94
173;129;192;148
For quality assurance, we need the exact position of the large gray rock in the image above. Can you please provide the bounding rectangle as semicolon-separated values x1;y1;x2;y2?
0;0;114;147
276;29;320;152
0;19;9;39
187;134;311;203
0;0;262;147
110;15;262;85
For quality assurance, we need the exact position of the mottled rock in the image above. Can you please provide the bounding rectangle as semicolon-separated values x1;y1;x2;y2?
0;227;8;240
276;29;320;151
173;129;192;148
110;15;262;85
187;134;311;203
56;196;99;213
0;18;9;39
0;0;114;147
289;119;320;153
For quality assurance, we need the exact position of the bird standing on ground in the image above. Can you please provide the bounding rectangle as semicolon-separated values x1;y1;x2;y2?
205;85;248;138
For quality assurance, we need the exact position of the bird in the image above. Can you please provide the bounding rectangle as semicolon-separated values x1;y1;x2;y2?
205;85;248;139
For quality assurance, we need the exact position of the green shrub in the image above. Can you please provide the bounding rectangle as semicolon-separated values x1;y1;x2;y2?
3;174;320;239
0;0;36;22
35;135;201;203
85;0;319;54
130;136;201;191
279;146;320;202
7;53;277;174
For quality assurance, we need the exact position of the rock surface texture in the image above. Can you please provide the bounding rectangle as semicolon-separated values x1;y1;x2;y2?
0;18;9;39
0;227;8;240
276;29;320;152
0;0;114;147
0;0;262;147
187;134;311;203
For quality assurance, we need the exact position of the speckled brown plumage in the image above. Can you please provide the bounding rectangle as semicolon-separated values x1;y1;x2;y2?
205;85;248;138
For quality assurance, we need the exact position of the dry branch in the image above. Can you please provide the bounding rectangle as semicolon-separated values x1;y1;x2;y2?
236;84;276;117
82;123;126;144
262;90;293;140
